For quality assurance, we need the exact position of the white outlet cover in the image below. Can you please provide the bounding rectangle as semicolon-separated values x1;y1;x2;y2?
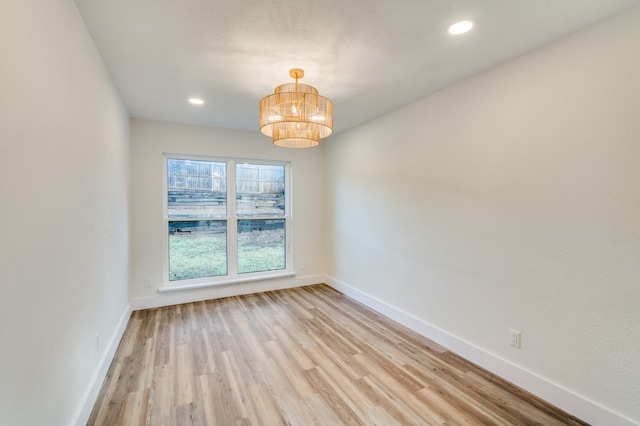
510;329;521;348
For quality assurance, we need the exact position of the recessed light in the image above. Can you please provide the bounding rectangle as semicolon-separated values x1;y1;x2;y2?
188;98;204;105
448;20;474;35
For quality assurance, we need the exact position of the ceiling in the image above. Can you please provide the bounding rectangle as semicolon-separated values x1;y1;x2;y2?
74;0;640;135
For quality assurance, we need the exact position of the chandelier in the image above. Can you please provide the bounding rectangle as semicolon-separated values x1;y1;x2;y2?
259;69;333;148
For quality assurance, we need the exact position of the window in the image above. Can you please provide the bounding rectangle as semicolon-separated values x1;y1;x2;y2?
165;156;290;287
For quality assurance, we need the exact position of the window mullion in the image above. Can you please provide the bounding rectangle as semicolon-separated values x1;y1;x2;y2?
227;160;238;276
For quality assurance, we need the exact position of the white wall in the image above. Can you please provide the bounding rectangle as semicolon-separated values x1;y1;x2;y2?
129;119;325;308
325;6;640;425
0;1;130;425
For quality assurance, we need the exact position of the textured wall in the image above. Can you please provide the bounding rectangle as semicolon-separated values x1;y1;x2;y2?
325;6;640;424
0;1;130;425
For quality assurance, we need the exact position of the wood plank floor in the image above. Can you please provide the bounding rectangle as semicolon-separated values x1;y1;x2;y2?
88;284;588;425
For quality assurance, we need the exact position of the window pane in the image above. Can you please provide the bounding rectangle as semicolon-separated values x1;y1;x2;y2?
236;163;285;217
168;220;227;281
237;219;285;274
168;159;226;218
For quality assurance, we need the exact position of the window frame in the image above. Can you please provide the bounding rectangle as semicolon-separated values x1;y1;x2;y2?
161;153;293;291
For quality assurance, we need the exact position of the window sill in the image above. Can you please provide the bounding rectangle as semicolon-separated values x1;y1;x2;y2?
157;271;296;293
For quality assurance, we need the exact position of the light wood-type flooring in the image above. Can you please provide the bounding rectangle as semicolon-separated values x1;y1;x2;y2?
88;284;588;425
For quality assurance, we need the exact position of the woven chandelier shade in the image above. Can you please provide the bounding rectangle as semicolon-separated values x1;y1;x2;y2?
259;69;333;148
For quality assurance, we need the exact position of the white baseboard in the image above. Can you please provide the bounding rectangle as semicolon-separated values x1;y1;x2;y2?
325;276;637;426
68;277;637;426
71;302;132;426
132;274;324;311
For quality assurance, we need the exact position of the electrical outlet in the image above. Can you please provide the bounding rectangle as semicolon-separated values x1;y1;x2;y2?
144;277;153;288
509;329;521;348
